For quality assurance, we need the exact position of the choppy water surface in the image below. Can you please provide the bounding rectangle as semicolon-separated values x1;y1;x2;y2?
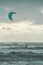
0;42;43;65
0;61;43;65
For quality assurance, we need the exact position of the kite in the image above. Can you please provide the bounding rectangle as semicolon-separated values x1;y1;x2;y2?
8;12;16;21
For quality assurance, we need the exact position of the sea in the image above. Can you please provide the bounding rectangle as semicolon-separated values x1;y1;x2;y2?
0;42;43;65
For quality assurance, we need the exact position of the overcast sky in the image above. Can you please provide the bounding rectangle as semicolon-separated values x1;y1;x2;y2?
0;0;43;42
